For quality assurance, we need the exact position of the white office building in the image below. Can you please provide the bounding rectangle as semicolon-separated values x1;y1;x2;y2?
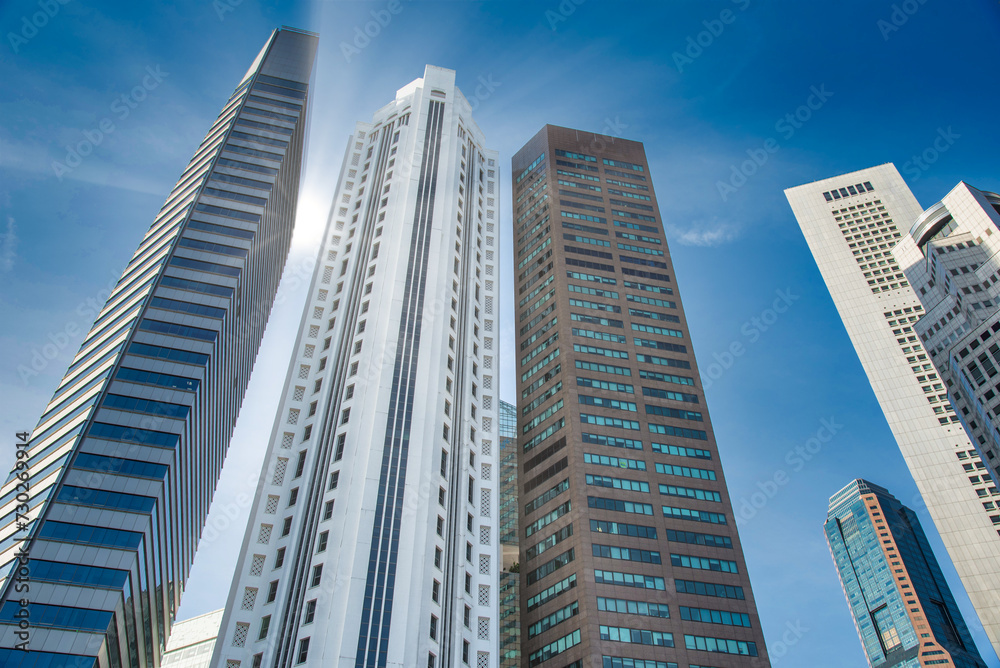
213;65;501;668
163;610;224;668
787;165;1000;655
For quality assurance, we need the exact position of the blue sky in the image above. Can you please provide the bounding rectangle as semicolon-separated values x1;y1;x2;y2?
2;1;999;665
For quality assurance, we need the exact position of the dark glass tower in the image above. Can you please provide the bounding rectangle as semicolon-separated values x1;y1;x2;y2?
499;400;520;668
511;125;770;668
825;479;987;668
0;27;317;667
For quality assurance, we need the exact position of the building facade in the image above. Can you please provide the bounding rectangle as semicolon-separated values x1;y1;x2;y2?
787;166;1000;654
162;609;224;668
0;28;316;668
497;400;519;668
891;182;1000;474
213;66;501;668
512;125;771;668
825;479;986;667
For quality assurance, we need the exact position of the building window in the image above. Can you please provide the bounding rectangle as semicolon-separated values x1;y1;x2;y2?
310;565;323;588
323;500;334;520
304;600;316;624
266;581;278;603
258;616;270;640
296;638;310;664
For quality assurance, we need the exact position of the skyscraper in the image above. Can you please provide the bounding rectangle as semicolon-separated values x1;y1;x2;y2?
825;479;986;668
0;27;316;668
162;609;225;668
498;400;519;668
787;166;1000;653
891;182;1000;471
213;66;501;668
512;125;770;668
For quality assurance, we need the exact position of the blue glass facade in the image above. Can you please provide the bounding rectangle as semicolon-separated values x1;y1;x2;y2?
825;479;987;667
0;27;316;667
499;399;520;668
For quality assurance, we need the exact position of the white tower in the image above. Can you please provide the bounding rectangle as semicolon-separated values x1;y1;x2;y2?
214;66;501;668
787;165;1000;655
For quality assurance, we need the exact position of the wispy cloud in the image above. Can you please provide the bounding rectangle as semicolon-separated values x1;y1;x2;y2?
669;218;740;247
0;216;17;271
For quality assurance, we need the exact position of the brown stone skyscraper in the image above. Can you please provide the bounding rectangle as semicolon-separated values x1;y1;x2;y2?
512;125;770;668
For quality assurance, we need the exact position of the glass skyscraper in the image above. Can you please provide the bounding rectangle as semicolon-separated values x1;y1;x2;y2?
825;479;986;667
498;400;519;668
512;126;771;667
0;27;317;667
213;66;501;668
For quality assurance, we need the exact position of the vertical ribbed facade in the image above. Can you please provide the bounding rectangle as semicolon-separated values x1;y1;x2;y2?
498;400;519;668
214;65;501;668
787;167;1000;655
512;125;770;668
825;479;986;667
0;27;317;668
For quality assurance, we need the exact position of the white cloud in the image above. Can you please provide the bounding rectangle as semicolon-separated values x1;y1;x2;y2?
669;219;740;247
0;216;16;272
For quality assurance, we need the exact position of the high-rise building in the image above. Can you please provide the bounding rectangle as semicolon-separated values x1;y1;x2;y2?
162;609;224;668
512;125;770;668
825;479;987;667
0;27;316;668
891;182;1000;471
787;166;1000;653
497;400;519;668
213;66;501;668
